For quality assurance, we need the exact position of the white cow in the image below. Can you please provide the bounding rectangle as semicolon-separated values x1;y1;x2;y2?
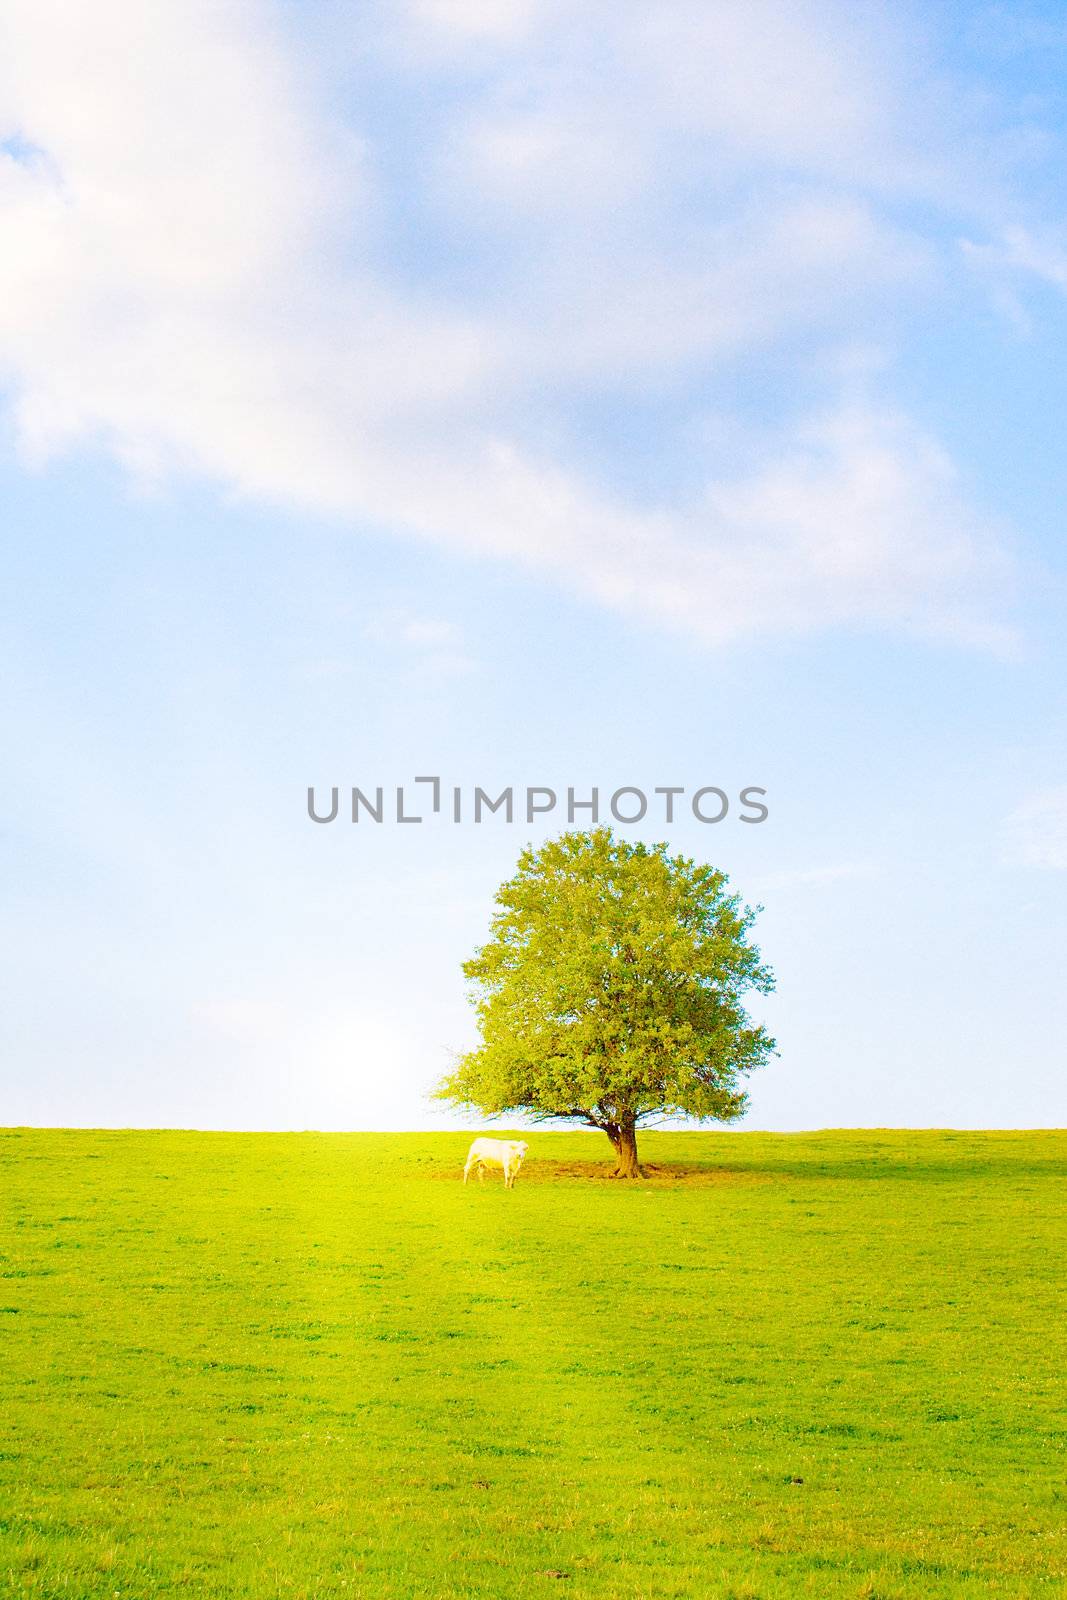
463;1137;529;1189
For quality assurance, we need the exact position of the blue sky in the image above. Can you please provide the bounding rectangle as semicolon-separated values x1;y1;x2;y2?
2;0;1066;1130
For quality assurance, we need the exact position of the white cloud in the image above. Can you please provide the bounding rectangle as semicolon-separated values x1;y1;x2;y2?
363;404;1009;646
364;608;476;677
403;0;551;47
962;224;1067;296
489;195;932;385
1002;789;1067;871
615;1;903;179
0;0;1030;647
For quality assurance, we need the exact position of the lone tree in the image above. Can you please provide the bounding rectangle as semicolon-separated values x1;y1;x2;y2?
436;828;776;1177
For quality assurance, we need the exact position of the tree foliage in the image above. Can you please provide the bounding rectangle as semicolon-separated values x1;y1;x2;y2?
437;828;776;1176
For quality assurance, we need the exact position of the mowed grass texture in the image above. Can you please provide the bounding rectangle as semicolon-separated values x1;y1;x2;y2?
1;1131;1064;1599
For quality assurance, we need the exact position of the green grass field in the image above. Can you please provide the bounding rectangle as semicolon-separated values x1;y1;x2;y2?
1;1128;1064;1599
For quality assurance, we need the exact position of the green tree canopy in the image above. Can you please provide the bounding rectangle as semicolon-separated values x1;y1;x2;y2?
436;828;776;1176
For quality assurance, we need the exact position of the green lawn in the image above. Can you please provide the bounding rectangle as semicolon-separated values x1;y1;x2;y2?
0;1128;1064;1599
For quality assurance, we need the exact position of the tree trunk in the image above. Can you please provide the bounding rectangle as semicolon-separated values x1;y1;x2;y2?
606;1121;643;1178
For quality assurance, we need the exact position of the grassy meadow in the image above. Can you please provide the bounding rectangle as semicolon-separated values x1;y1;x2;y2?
0;1127;1064;1599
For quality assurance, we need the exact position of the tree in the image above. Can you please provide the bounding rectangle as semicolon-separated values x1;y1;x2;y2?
436;828;776;1177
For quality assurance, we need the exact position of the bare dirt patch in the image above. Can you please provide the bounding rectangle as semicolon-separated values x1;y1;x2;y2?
534;1159;774;1185
432;1159;774;1186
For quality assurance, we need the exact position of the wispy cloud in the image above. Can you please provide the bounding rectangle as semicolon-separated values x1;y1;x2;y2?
962;224;1067;303
1002;789;1067;871
0;0;1046;646
364;608;477;677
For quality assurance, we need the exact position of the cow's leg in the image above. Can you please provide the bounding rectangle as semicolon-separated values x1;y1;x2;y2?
463;1157;473;1184
477;1163;485;1183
